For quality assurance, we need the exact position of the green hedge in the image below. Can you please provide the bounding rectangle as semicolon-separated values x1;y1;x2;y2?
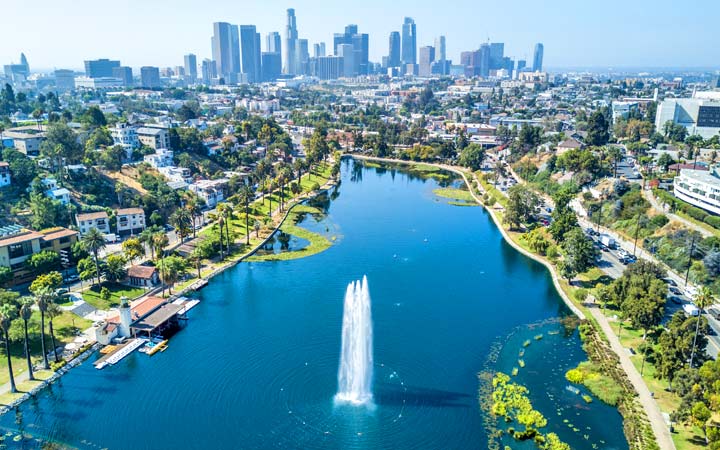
654;189;720;231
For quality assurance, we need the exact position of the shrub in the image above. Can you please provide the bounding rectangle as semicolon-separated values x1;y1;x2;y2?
50;360;67;371
650;214;669;228
574;288;588;302
705;215;720;229
565;368;585;384
546;244;559;260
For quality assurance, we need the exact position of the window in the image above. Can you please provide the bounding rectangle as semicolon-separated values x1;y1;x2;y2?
8;242;32;259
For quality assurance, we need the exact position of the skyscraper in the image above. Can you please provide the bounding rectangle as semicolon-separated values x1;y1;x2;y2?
184;54;197;82
201;59;217;84
401;17;417;66
489;43;504;71
314;43;326;58
418;46;435;77
337;44;355;78
295;39;309;75
261;52;282;81
284;9;298;74
434;36;447;75
140;66;161;88
211;22;241;81
533;43;544;72
112;66;133;86
388;32;401;67
240;25;262;83
333;25;369;75
84;59;120;78
266;32;282;54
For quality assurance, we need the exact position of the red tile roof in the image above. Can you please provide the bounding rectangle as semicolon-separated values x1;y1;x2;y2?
107;296;166;324
127;265;157;279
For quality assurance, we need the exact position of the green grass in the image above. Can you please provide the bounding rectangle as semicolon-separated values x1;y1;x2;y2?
81;283;145;310
432;187;475;202
247;205;333;262
0;370;54;405
0;310;92;388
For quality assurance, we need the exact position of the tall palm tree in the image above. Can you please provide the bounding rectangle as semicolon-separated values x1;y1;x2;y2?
186;197;202;239
34;287;52;370
19;297;35;381
152;232;169;262
170;208;192;244
253;219;261;238
0;303;18;393
139;228;156;260
188;249;202;280
689;287;715;368
82;227;107;287
238;185;253;245
46;303;62;363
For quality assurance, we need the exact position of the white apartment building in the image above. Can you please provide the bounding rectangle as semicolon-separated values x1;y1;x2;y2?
76;211;111;236
674;168;720;215
656;98;720;139
116;208;146;236
143;149;174;168
158;166;192;184
110;123;139;158
189;178;228;208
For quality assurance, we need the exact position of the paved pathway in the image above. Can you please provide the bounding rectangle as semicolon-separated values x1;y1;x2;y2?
587;303;676;450
643;189;714;238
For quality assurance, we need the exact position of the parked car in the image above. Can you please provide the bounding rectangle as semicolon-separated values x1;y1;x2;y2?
708;307;720;320
683;303;700;316
664;278;678;287
669;296;684;305
64;274;80;283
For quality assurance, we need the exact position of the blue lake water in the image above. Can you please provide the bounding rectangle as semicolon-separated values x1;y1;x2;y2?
0;159;627;449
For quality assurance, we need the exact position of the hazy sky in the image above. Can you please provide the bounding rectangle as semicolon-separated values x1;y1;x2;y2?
3;0;719;72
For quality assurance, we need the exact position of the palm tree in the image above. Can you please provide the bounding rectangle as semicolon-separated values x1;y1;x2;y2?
0;303;18;393
170;208;192;244
19;297;34;381
188;249;203;279
82;227;107;287
151;232;169;262
689;287;714;368
238;185;253;245
139;228;156;260
46;303;62;363
186;197;203;239
34;287;52;370
253;219;261;238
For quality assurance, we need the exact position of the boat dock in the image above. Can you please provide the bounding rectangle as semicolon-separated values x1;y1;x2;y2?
172;297;200;314
95;338;146;370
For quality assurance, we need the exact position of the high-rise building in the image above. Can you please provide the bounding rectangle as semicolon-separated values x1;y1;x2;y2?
140;66;161;88
261;52;282;82
284;9;299;74
311;55;343;80
295;39;309;75
84;59;120;78
388;32;401;68
533;43;544;72
461;44;490;77
333;25;369;75
201;59;217;84
54;69;75;91
489;43;504;70
517;60;527;72
435;36;446;62
112;66;133;86
419;46;435;77
401;17;417;66
314;43;326;58
337;44;355;78
240;25;262;83
184;54;198;82
211;22;241;81
266;32;282;54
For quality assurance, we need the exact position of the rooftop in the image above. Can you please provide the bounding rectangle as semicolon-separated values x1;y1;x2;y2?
130;303;184;332
76;211;109;221
127;265;157;279
117;208;145;216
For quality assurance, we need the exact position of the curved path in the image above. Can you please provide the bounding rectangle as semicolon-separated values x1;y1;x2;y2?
643;189;714;238
351;154;675;450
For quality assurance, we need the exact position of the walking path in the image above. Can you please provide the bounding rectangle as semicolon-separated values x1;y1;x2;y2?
587;303;675;450
643;189;714;238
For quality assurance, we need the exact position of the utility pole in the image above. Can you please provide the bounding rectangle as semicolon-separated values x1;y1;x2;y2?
632;210;642;256
685;234;697;287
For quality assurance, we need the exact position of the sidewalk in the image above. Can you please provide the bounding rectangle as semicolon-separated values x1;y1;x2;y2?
587;303;675;450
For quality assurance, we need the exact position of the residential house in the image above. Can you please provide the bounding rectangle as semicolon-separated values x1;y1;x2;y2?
0;226;43;285
46;187;71;205
110;123;139;158
3;127;46;156
158;166;192;184
189;178;228;208
76;211;111;236
556;137;583;155
116;208;146;236
126;265;159;287
144;149;174;168
137;127;170;150
0;162;10;187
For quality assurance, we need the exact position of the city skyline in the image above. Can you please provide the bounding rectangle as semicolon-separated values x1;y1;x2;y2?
3;0;719;71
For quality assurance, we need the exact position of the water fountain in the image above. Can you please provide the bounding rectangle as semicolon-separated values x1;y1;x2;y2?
335;276;374;406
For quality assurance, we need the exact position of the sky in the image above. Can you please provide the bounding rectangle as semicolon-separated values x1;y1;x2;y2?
2;0;719;72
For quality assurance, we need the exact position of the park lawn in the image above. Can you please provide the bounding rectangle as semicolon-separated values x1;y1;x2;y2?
0;370;54;405
82;283;145;310
433;187;475;203
475;171;508;208
0;310;92;388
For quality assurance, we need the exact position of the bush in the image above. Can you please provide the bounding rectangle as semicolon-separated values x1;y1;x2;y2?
546;244;559;260
705;215;720;229
50;360;67;371
565;368;585;383
650;214;669;228
574;288;588;302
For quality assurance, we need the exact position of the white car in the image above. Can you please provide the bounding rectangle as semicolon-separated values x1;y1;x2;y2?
683;304;700;316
